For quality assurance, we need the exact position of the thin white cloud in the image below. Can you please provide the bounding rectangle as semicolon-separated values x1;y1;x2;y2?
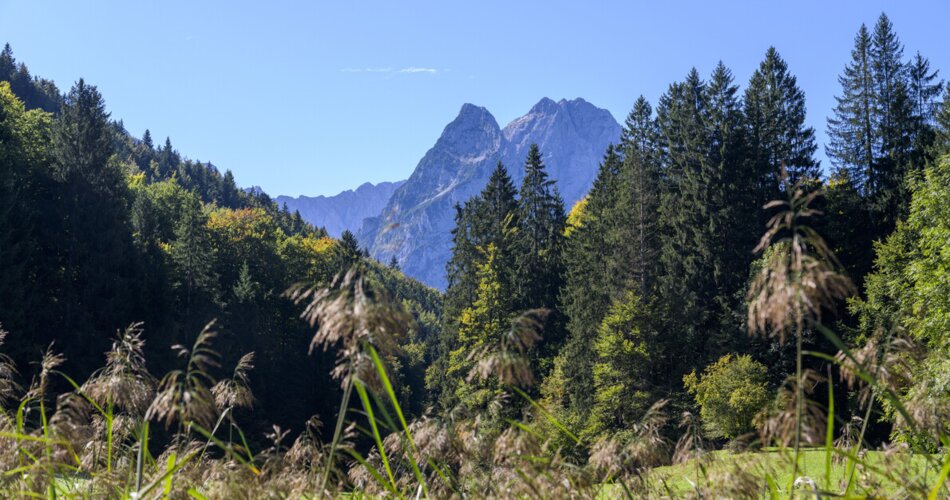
339;66;438;75
399;67;438;74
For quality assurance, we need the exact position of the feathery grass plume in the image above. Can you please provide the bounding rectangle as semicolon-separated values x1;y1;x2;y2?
0;327;21;407
212;352;255;412
747;172;856;343
757;370;827;448
467;309;546;388
288;266;412;495
746;168;856;482
287;266;410;389
590;399;671;481
48;391;93;445
835;332;915;409
82;322;156;416
672;410;706;464
284;415;325;470
147;321;220;431
26;343;65;400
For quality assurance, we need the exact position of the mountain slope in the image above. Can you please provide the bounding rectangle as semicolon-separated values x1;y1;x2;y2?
359;98;621;289
277;180;405;237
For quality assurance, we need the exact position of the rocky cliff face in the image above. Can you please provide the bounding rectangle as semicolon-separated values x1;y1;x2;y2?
276;180;404;237
359;98;621;289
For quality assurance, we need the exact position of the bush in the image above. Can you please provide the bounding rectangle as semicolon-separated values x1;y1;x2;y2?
684;354;770;439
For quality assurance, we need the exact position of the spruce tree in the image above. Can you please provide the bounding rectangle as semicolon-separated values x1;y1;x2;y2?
827;24;875;196
618;97;661;296
908;52;943;127
828;14;930;238
514;145;566;369
171;196;218;322
585;291;656;439
934;83;950;155
338;230;362;268
447;242;516;415
655;68;712;376
51;79;140;371
435;162;519;408
558;146;624;418
745;47;819;191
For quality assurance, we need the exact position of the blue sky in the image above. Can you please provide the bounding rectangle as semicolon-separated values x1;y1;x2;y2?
2;1;948;196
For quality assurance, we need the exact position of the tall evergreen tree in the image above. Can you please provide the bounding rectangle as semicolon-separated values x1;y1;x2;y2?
827;24;875;196
447;241;517;415
655;68;712;377
827;14;931;238
558;146;625;418
907;52;943;167
514;145;566;370
745;47;819;190
51;79;139;372
171;196;218;324
934;83;950;155
434;162;519;408
618;97;661;296
338;230;362;268
908;52;943;127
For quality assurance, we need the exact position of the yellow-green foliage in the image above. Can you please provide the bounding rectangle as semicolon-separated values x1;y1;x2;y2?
853;155;950;448
449;242;508;412
585;291;653;440
564;195;588;237
684;354;770;439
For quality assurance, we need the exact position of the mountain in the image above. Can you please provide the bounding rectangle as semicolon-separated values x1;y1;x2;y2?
359;98;621;289
276;180;405;237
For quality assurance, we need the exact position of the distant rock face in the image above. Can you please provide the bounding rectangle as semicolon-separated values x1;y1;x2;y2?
359;98;621;289
276;180;405;238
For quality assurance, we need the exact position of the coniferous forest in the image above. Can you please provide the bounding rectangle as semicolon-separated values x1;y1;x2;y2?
1;12;950;498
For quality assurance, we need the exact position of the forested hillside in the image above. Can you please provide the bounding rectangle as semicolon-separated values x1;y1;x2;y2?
0;43;441;442
1;12;949;498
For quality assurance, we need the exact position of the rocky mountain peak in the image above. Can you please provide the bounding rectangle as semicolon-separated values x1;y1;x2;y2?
434;103;501;158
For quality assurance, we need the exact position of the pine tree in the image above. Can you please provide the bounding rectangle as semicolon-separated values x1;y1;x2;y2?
143;129;154;150
51;79;139;370
232;260;260;303
702;62;753;356
0;44;14;79
655;68;711;376
515;145;565;310
53;79;114;183
907;52;943;167
222;170;238;208
870;13;915;226
908;52;943;126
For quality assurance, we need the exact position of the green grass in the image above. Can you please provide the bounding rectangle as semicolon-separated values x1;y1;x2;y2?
641;448;940;497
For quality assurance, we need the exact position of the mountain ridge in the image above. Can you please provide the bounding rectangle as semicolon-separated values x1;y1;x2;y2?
358;97;621;288
276;180;405;238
